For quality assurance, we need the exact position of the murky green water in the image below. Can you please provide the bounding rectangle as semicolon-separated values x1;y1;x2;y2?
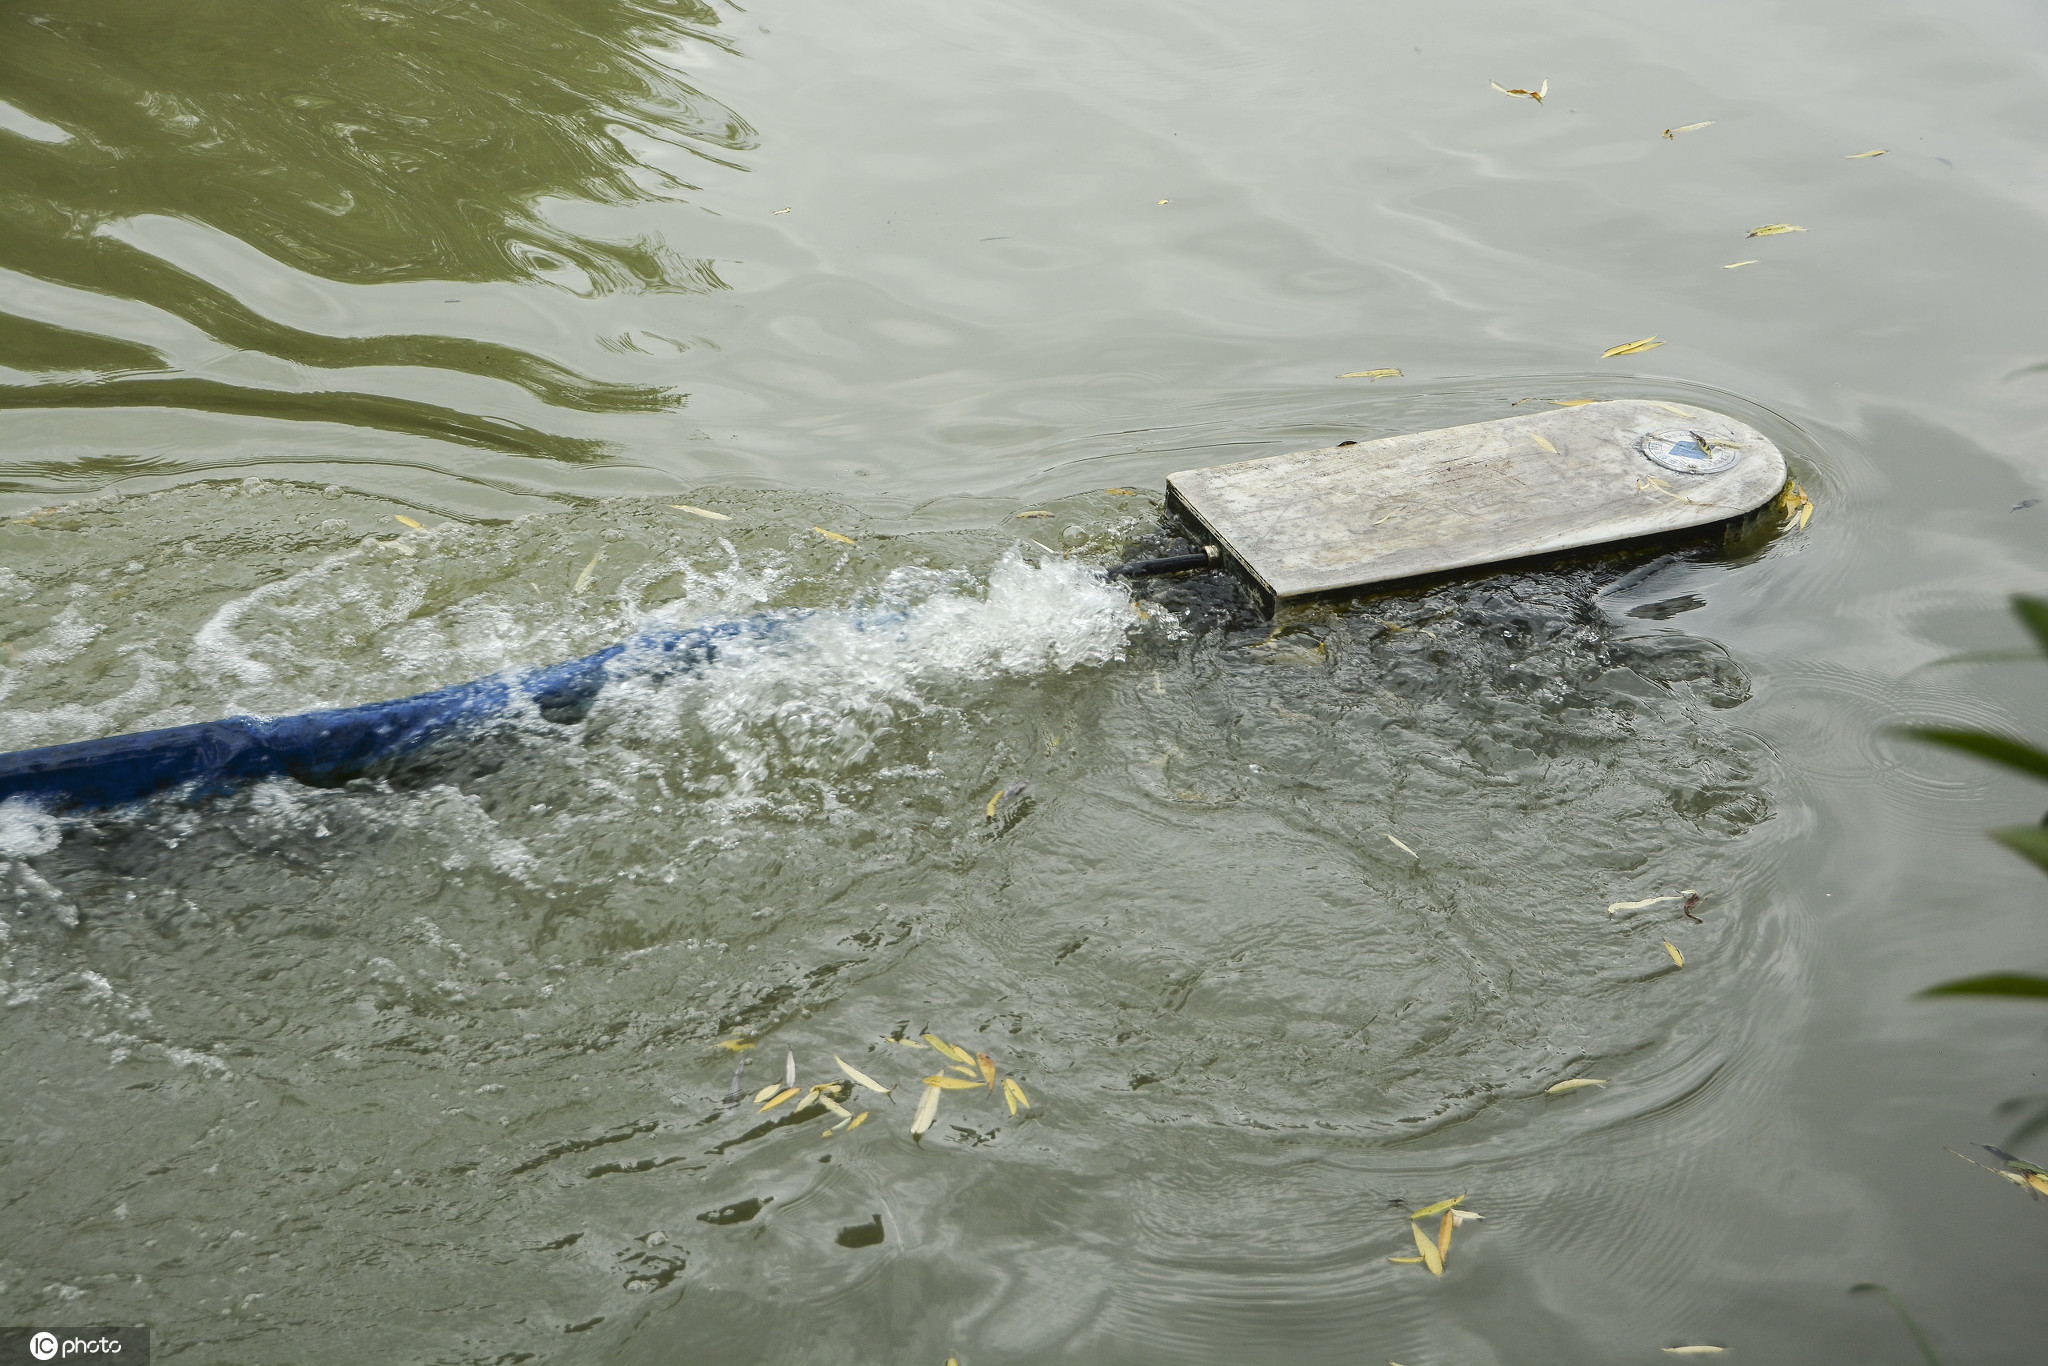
5;1;2048;1362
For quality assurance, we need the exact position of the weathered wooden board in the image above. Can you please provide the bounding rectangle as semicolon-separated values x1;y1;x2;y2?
1165;399;1786;607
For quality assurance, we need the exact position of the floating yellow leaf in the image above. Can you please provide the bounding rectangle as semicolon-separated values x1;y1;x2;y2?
1608;894;1679;915
924;1074;984;1090
1845;149;1888;158
1550;398;1598;406
911;1082;942;1139
716;1038;755;1051
1450;1209;1485;1226
1340;368;1402;379
986;782;1028;819
976;1051;997;1089
1016;510;1053;519
393;514;423;529
1412;1221;1444;1276
812;526;855;544
1437;1209;1454;1260
1003;1077;1029;1114
1747;223;1806;237
1548;1078;1609;1093
924;1033;976;1066
753;1083;782;1103
1724;260;1759;269
891;1036;930;1048
1531;433;1558;454
573;550;603;592
669;503;731;521
835;1055;892;1094
1489;78;1547;102
1661;1350;1727;1356
846;1111;867;1131
1387;1256;1424;1264
1602;336;1666;358
819;1095;854;1119
1157;199;1170;205
948;1063;980;1079
1410;1195;1466;1220
772;206;792;215
1662;121;1714;138
1779;479;1814;530
1664;939;1685;967
1105;487;1139;495
1385;833;1418;859
759;1086;800;1112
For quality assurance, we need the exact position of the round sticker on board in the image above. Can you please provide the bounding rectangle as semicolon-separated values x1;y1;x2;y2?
1640;428;1742;475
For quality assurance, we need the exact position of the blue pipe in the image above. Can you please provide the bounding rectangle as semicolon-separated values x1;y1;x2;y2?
0;614;786;812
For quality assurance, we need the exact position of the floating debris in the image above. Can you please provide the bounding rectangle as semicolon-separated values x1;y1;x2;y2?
812;526;856;545
923;1074;984;1090
669;503;731;521
911;1082;942;1139
1664;939;1686;967
1003;1077;1030;1115
1662;121;1714;138
393;514;423;529
1340;369;1402;379
573;550;603;592
1845;149;1888;158
1661;1349;1727;1356
758;1086;800;1113
1411;1221;1444;1275
1747;223;1806;237
1385;833;1419;859
1548;1078;1609;1093
715;1037;754;1051
1724;260;1759;269
1015;510;1053;519
1780;480;1814;529
1490;79;1548;103
986;782;1029;819
1602;336;1666;358
1608;893;1692;916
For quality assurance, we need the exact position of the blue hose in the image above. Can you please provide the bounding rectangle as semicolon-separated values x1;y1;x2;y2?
0;615;785;812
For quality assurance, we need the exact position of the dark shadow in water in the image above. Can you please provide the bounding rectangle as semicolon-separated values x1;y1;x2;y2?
0;0;751;446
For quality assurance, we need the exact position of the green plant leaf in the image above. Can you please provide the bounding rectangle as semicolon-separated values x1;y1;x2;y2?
1990;824;2048;876
1918;972;2048;999
1898;727;2048;783
2012;595;2048;656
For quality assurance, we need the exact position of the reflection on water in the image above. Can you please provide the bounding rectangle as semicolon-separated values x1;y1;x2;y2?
0;0;750;447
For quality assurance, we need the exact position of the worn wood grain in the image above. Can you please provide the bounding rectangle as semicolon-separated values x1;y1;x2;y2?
1166;400;1787;605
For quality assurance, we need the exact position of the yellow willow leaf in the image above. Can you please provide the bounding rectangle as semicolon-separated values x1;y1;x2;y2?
1609;895;1679;915
716;1038;754;1051
1437;1209;1454;1260
1106;487;1139;495
911;1082;942;1138
1662;121;1714;138
1385;833;1418;858
393;514;423;529
1549;398;1598;406
1489;80;1512;95
986;790;1003;819
1016;510;1053;519
1664;939;1685;967
1003;1077;1029;1114
1531;433;1558;454
835;1055;892;1094
1410;1195;1466;1220
1340;368;1402;379
1548;1078;1609;1093
2026;1173;2048;1196
1796;501;1813;530
752;1083;783;1103
819;1095;854;1119
1845;149;1888;158
1387;1256;1424;1264
1661;1350;1727;1356
977;1051;997;1089
1747;223;1806;237
1535;80;1548;102
812;526;855;544
772;206;792;215
1412;1222;1444;1276
846;1111;867;1131
1601;337;1665;358
891;1036;930;1048
948;1064;981;1079
759;1086;800;1113
1724;260;1759;269
923;1033;976;1066
1450;1209;1485;1226
669;503;731;521
924;1075;984;1090
573;550;603;592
